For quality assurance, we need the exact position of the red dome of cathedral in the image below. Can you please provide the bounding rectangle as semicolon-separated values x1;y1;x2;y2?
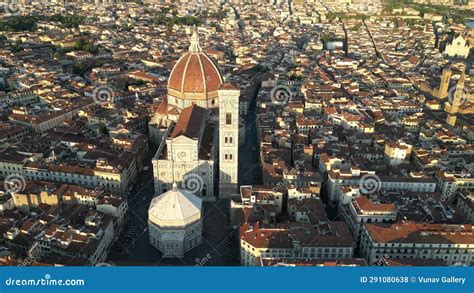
167;28;223;110
168;53;222;93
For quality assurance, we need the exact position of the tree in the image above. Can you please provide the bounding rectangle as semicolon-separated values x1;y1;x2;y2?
252;64;269;73
99;124;109;137
52;52;63;60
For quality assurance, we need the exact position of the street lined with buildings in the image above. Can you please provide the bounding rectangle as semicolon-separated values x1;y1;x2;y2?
0;0;473;267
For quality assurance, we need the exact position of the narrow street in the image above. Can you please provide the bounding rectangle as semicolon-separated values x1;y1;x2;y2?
239;110;262;186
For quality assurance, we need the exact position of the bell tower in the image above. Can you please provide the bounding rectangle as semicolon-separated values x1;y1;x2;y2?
438;67;452;99
218;83;240;197
445;70;466;127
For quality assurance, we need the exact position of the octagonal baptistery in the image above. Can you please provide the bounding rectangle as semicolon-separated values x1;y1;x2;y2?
167;28;223;110
148;183;203;258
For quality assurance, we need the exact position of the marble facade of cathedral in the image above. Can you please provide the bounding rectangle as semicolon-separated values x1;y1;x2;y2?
151;28;240;200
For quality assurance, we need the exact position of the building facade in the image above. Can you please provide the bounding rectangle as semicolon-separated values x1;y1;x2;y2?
148;184;203;258
444;35;471;59
218;85;240;196
151;28;240;200
360;222;474;266
240;222;354;266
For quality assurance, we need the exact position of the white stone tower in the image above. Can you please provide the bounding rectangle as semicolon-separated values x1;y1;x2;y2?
218;84;240;197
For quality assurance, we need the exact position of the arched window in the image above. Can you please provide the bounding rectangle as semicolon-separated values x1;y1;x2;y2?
224;135;233;145
226;113;232;125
